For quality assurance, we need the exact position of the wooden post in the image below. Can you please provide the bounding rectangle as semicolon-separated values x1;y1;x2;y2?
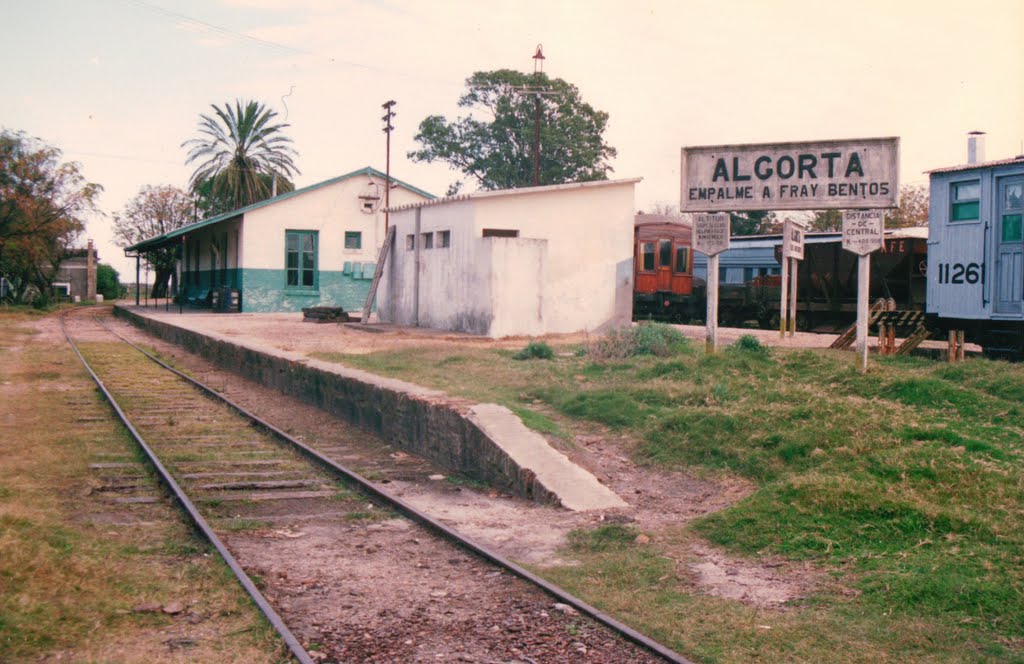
856;253;870;372
788;257;798;336
957;330;965;361
706;253;719;353
779;252;789;337
948;330;957;363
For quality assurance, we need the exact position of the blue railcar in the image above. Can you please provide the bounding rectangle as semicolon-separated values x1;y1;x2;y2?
926;155;1024;357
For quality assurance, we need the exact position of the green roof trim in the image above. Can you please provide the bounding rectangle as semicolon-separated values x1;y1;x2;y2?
126;167;435;252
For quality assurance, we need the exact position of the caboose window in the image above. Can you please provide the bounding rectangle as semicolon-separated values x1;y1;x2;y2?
675;245;690;273
659;240;672;267
641;242;655;271
951;181;980;222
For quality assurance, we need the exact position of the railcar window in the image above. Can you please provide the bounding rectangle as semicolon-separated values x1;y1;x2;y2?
641;242;655;271
675;245;690;273
1003;214;1022;243
659;240;672;267
1006;183;1023;209
951;181;980;222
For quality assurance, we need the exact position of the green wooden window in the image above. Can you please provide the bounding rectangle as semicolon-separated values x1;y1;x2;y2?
344;231;361;250
286;230;318;289
951;181;980;222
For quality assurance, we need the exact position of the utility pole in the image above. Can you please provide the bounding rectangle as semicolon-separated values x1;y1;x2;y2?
382;100;396;230
532;45;544;186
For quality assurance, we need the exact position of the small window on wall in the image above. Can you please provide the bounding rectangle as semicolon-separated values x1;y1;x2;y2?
345;231;362;250
406;234;415;250
951;181;980;222
482;228;519;238
640;242;655;271
438;230;451;248
674;245;690;274
422;232;434;249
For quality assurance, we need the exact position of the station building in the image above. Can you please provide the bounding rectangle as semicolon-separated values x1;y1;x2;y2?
127;167;434;313
378;178;639;337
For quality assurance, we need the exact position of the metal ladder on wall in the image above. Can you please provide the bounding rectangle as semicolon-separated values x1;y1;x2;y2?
829;298;889;350
360;226;395;324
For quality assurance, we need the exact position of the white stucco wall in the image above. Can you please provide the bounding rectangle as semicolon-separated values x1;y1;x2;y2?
240;175;429;271
378;179;637;337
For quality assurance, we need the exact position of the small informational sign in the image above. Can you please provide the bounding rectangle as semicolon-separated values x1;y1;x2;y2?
842;210;885;255
693;212;731;256
782;219;805;260
680;137;899;212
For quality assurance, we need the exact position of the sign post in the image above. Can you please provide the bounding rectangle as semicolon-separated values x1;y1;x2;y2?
842;210;885;372
693;212;731;353
780;219;805;337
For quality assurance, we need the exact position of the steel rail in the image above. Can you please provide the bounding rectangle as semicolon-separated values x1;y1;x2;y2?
60;312;314;664
90;312;694;664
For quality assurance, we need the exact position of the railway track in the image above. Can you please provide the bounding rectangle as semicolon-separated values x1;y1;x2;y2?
62;309;691;663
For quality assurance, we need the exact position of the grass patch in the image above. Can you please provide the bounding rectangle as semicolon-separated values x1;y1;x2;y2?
0;313;285;661
512;341;554;360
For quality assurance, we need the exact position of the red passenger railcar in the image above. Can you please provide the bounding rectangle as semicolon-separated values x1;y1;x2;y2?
633;214;697;321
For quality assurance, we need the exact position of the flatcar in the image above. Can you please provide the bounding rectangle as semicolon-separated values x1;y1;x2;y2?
926;153;1024;358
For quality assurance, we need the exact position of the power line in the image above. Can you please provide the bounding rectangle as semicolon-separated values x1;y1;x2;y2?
124;0;312;57
120;0;461;86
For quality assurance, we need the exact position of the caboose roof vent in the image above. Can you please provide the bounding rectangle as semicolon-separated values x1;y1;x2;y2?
967;131;986;164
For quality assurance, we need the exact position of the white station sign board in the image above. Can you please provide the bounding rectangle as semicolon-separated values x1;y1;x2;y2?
782;220;806;260
693;213;731;256
842;210;885;255
680;137;899;212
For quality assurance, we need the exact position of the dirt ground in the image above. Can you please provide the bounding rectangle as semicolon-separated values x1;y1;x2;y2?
112;306;826;611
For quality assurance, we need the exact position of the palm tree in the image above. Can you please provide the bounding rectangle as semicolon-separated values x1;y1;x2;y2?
182;99;300;214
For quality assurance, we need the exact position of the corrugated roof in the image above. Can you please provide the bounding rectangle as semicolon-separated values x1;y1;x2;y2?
386;177;643;212
127;167;435;252
927;155;1024;175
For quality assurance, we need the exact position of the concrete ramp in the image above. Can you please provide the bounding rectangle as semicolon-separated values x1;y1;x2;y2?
468;404;628;512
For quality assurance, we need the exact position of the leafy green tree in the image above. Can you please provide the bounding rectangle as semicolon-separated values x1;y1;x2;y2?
112;184;193;298
806;184;929;232
409;70;617;193
96;263;121;301
0;130;101;304
182;100;299;213
730;210;778;236
885;184;929;228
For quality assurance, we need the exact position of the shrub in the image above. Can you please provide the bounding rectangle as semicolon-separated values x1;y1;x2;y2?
587;323;689;359
513;341;554;360
731;334;769;354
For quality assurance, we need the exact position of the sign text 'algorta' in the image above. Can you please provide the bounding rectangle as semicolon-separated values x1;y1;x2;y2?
680;137;899;212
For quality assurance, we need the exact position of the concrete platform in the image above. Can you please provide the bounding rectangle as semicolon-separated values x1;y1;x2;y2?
114;305;627;512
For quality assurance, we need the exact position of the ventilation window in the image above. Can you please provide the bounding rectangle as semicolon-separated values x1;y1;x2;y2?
482;228;519;238
438;230;451;248
406;234;415;250
422;232;434;249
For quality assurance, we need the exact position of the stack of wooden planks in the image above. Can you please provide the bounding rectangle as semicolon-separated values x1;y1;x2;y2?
302;306;351;323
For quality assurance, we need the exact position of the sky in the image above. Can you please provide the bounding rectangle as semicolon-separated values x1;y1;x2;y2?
3;0;1023;279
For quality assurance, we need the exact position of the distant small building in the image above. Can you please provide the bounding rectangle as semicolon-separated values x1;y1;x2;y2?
127;167;434;313
378;178;640;337
53;239;97;301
